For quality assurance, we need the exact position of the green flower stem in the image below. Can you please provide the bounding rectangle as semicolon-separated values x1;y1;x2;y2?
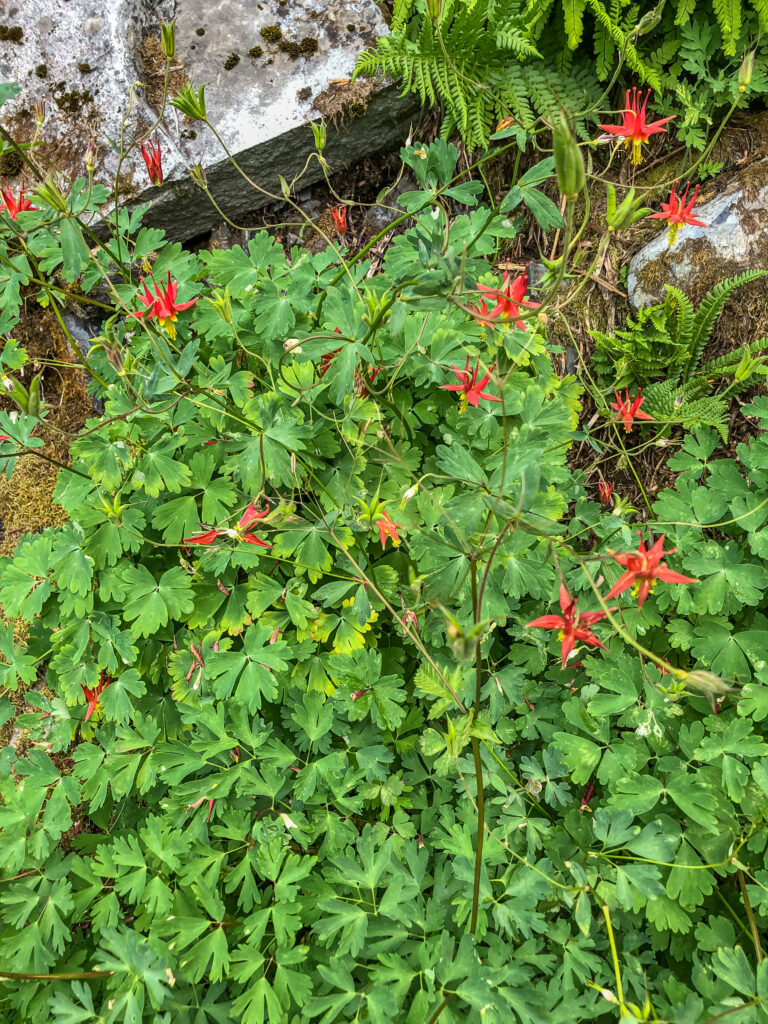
601;904;625;1012
469;558;485;935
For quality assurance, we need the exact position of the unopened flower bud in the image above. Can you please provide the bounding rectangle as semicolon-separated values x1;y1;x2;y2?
33;97;46;125
553;115;585;201
401;609;419;635
85;138;99;173
425;0;442;22
403;484;417;503
684;670;732;707
739;50;755;92
496;115;514;132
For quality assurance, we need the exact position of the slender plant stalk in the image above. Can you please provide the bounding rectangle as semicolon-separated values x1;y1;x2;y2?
738;870;764;962
469;560;485;935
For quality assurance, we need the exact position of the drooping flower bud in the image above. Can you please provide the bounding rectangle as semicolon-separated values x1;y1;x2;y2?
85;138;99;174
553;115;585;201
739;50;755;92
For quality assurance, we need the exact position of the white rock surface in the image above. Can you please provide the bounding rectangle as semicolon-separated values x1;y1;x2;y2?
628;162;768;308
0;0;415;239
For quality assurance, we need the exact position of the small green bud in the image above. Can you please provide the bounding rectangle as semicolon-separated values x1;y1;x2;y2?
425;0;442;22
553;116;585;201
739;50;755;92
85;138;99;174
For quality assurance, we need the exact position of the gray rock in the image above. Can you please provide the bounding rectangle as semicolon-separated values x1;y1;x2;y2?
0;0;417;240
628;161;768;308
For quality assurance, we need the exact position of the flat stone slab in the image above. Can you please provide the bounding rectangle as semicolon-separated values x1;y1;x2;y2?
628;161;768;308
0;0;415;239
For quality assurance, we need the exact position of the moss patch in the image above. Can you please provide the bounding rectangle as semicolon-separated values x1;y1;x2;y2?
223;52;240;70
0;150;24;177
140;35;188;111
300;37;319;55
260;25;282;43
313;79;376;124
278;40;301;59
0;310;93;559
77;62;93;73
34;64;47;78
0;25;23;44
248;45;263;58
51;83;94;115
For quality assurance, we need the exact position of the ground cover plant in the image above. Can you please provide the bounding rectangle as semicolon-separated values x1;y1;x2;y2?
1;22;768;1024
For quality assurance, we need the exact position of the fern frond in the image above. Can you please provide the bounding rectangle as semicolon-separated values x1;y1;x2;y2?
751;0;768;29
644;382;730;441
683;269;768;381
563;0;587;48
663;285;695;356
712;0;742;55
586;0;662;87
700;336;768;374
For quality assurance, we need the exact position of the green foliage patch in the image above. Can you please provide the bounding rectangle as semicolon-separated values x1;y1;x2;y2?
1;107;768;1024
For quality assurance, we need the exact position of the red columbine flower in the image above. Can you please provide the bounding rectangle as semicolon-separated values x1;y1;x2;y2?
598;88;674;165
598;481;613;508
0;180;37;219
187;796;215;822
610;387;653;431
131;271;198;339
238;503;273;547
329;205;348;236
140;138;163;186
649;180;706;244
377;509;403;549
81;671;111;722
320;348;342;376
183;503;272;549
441;355;501;412
605;532;697;609
580;783;596;813
469;269;538;330
526;584;612;668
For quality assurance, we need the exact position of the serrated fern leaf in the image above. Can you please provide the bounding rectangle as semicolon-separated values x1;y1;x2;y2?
683;269;768;381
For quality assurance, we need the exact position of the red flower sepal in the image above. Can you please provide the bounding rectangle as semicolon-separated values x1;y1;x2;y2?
598;88;674;164
605;533;697;608
526;584;613;668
